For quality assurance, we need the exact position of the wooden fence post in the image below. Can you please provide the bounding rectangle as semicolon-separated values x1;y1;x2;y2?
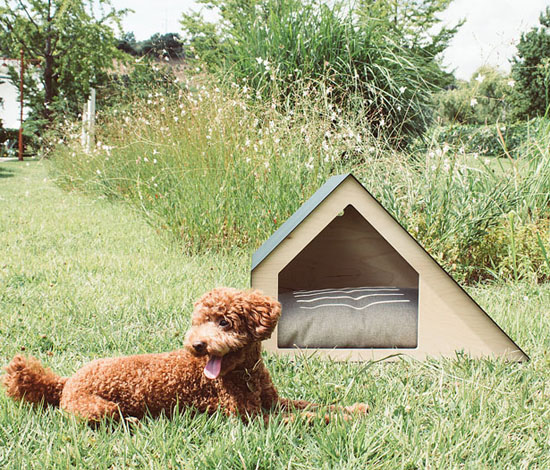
82;88;96;152
18;48;24;161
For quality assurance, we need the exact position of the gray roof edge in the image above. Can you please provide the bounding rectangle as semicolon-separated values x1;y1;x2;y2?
251;173;352;271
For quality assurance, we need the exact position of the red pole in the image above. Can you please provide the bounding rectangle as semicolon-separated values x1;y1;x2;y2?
18;48;24;161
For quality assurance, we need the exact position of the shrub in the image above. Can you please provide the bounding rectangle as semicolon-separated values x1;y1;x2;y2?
182;0;457;144
434;66;513;125
416;119;547;158
0;126;40;157
98;58;181;110
0;127;19;145
0;128;19;158
50;78;550;284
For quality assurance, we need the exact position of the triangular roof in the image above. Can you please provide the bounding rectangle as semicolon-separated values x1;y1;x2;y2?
252;173;350;270
251;173;528;361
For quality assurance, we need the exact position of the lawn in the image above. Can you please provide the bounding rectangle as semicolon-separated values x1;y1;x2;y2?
0;161;549;469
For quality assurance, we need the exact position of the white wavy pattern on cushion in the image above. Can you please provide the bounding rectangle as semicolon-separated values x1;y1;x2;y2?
295;288;410;311
293;287;399;297
297;293;405;303
299;299;411;311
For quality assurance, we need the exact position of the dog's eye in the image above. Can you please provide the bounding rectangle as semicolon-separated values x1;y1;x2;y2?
219;319;230;328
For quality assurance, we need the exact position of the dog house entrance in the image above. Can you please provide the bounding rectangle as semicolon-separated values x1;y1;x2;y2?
277;205;419;349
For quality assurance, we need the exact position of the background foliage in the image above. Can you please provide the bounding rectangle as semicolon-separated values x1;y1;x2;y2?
0;0;125;125
435;66;513;125
510;6;550;120
117;32;185;60
51;81;550;284
98;59;180;110
181;0;459;144
417;118;546;158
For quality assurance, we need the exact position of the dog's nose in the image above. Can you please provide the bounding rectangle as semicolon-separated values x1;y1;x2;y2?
192;341;206;353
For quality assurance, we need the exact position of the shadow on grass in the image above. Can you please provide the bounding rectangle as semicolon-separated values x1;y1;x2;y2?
0;167;16;179
0;161;30;179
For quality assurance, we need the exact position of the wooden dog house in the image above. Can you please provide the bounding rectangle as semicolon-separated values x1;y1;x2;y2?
251;174;527;361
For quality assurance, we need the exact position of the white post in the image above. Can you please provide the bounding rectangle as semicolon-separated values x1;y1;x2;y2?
86;88;96;153
81;102;88;148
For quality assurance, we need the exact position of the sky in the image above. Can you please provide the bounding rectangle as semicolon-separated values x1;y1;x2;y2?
437;0;550;79
113;0;549;80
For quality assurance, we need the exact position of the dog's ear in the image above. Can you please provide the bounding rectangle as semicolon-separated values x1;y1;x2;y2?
241;290;281;341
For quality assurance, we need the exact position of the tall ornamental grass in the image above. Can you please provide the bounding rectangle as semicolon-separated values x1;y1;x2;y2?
50;79;550;283
51;79;361;252
183;0;453;144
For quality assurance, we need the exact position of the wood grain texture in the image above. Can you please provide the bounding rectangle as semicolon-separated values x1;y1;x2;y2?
278;205;418;292
252;176;528;362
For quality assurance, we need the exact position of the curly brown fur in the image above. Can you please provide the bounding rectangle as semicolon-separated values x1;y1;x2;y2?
2;288;369;423
2;355;67;406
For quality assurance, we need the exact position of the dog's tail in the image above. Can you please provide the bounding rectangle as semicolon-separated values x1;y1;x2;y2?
2;355;67;407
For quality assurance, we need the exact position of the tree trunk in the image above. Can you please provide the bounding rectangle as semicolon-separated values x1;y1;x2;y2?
42;0;54;121
43;52;54;119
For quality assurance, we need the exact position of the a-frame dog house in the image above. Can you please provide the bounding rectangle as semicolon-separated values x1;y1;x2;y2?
251;174;527;361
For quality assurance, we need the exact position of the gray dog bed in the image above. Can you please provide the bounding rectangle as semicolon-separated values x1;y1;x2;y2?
278;287;418;349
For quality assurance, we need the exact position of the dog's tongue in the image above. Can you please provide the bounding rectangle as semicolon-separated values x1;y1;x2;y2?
204;356;222;379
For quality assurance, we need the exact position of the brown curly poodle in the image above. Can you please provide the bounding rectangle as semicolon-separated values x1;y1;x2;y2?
2;288;368;423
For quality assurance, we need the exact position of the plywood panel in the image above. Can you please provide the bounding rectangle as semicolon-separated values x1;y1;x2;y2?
251;175;528;361
279;205;418;291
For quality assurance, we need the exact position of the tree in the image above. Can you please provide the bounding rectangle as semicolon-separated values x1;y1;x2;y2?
139;33;185;60
0;0;126;122
117;31;138;56
510;6;550;120
116;32;185;59
357;0;461;56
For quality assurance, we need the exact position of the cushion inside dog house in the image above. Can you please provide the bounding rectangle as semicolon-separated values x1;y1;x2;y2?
278;286;418;348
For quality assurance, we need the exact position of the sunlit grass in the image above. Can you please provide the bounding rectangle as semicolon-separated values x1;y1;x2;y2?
0;161;549;469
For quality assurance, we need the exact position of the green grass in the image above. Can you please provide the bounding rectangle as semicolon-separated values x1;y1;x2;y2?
1;161;549;469
50;81;550;284
184;0;447;142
